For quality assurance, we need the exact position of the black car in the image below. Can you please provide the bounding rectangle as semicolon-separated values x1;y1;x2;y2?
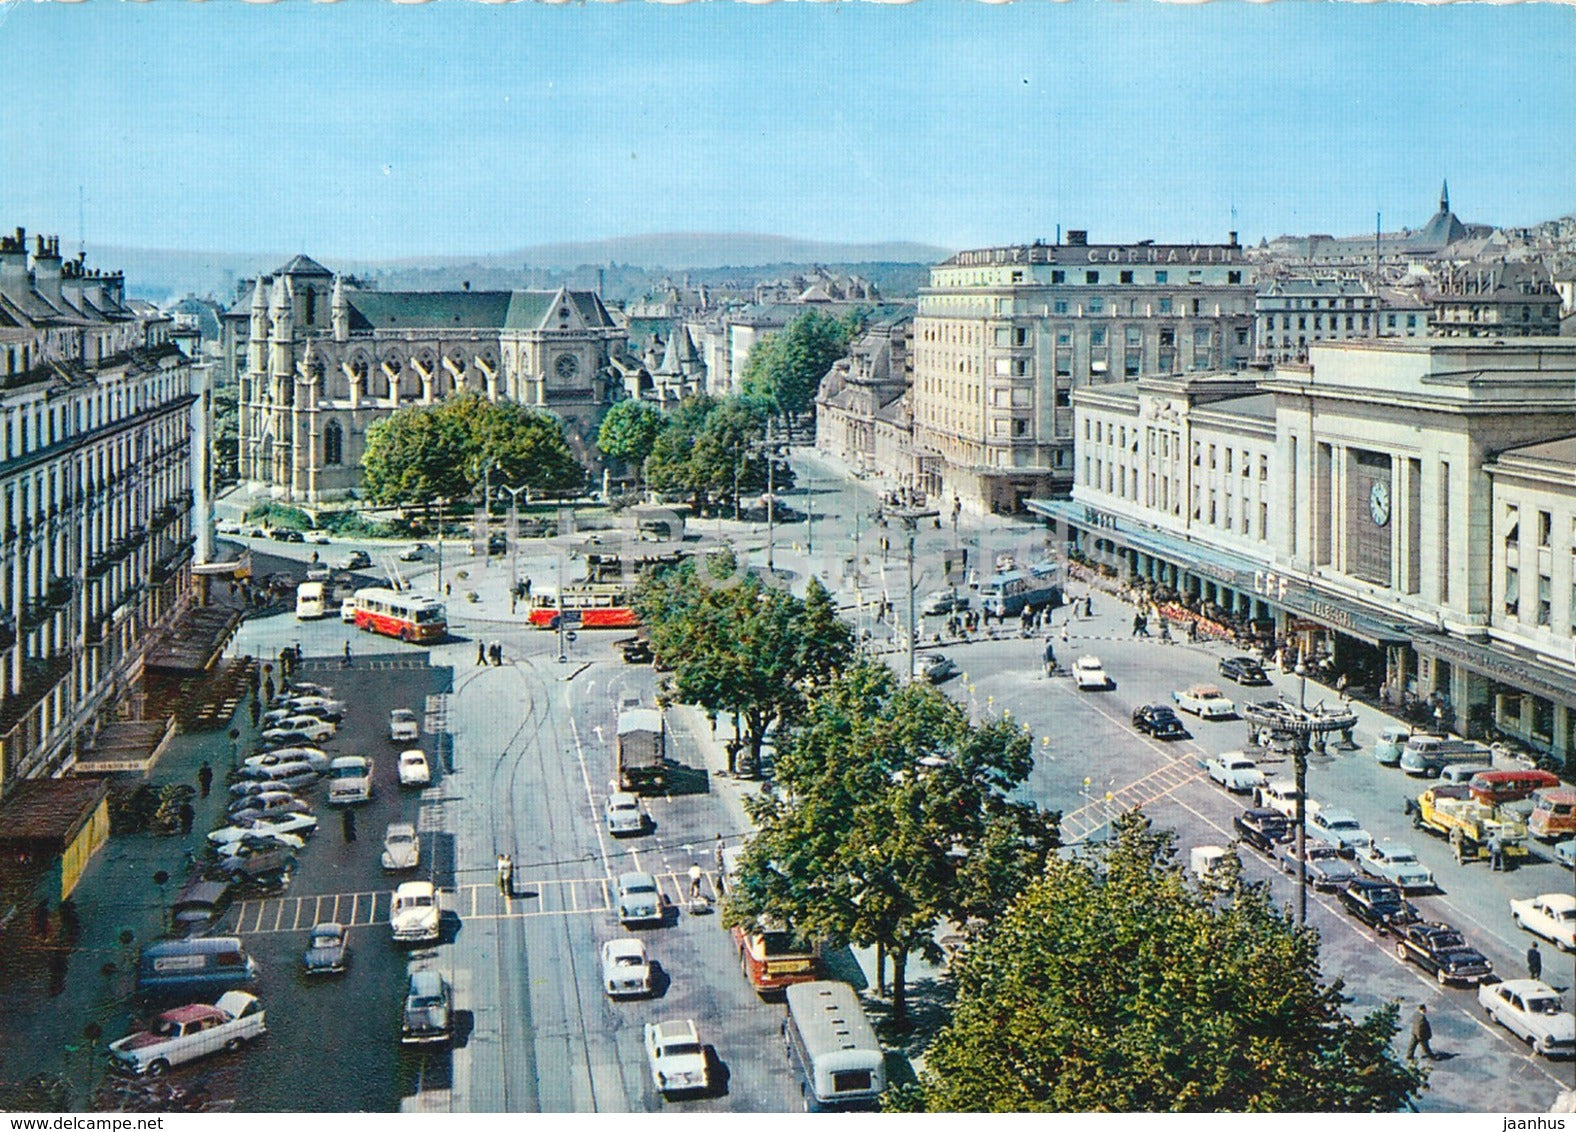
1132;704;1188;740
1338;878;1421;935
270;528;305;543
1392;921;1494;986
1218;656;1271;686
1233;808;1291;854
618;638;654;665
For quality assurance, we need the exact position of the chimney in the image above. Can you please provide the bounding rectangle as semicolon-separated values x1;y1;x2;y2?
34;235;64;308
1229;231;1238;247
0;227;29;304
1067;230;1088;247
61;252;86;311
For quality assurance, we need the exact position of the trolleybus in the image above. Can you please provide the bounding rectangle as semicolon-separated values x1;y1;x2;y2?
352;587;447;643
783;980;886;1111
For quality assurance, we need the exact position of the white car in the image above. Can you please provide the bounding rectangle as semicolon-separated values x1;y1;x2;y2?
617;872;663;926
1254;779;1303;820
213;811;319;841
261;717;336;744
1479;980;1576;1058
243;748;331;774
279;696;345;720
1511;893;1576;951
601;938;653;998
1205;751;1267;794
605;792;647;837
208;825;307;853
398;749;432;787
389;709;420;742
381;822;420;871
108;991;266;1076
644;1019;709;1096
1356;840;1434;892
1305;805;1374;857
390;881;440;943
1171;684;1237;720
1072;656;1110;691
327;755;374;805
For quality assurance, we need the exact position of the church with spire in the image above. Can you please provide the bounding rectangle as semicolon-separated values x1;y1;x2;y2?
225;255;649;502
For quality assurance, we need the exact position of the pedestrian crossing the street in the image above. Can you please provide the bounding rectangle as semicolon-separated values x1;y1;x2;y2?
1061;757;1204;845
228;869;718;934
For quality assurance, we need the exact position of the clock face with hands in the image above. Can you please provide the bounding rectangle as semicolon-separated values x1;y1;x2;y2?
1369;478;1391;527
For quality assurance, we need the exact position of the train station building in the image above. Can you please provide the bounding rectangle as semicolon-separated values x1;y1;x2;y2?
1033;338;1576;766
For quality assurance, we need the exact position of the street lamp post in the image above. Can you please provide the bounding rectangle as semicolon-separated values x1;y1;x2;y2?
500;484;529;614
891;506;939;682
765;421;776;572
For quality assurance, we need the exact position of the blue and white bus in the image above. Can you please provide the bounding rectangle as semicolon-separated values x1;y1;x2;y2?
979;560;1062;618
783;980;886;1111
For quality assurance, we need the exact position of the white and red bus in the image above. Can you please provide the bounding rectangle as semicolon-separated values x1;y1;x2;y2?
526;583;639;630
352;587;447;644
733;920;819;997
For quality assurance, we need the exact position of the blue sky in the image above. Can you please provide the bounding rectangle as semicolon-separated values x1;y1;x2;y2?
1;0;1572;259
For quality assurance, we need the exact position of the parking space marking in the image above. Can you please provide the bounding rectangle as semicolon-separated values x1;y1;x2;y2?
1061;756;1204;844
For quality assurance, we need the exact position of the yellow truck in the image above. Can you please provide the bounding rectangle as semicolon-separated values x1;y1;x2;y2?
1411;785;1530;864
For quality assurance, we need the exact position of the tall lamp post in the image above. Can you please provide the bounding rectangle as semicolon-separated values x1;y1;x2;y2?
891;505;939;682
500;483;529;614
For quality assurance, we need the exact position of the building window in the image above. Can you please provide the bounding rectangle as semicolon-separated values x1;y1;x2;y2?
1506;504;1520;549
1158;298;1172;314
1228;271;1242;284
1086;271;1099;284
1505;567;1519;618
1538;510;1551;548
323;420;343;466
1155;271;1168;284
1539;575;1552;627
1088;297;1104;314
1051;270;1065;284
1054;300;1069;315
1119;270;1134;284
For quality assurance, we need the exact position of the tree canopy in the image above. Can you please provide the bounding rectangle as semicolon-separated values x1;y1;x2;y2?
635;552;851;770
642;394;789;513
739;310;860;418
728;660;1058;1023
893;813;1427;1112
361;392;583;507
595;399;665;483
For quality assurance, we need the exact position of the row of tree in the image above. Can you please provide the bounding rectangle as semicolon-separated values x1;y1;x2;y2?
360;392;583;507
635;553;1428;1113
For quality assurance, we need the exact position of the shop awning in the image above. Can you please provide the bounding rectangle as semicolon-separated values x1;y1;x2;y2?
145;604;242;675
1412;632;1576;707
71;719;178;776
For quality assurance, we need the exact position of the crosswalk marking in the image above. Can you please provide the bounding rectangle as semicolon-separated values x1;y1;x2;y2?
1061;756;1204;845
227;871;716;935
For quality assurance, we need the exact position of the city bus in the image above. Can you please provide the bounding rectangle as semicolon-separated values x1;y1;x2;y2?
526;583;639;629
979;561;1062;619
733;918;819;997
352;587;447;644
294;581;327;621
783;980;886;1111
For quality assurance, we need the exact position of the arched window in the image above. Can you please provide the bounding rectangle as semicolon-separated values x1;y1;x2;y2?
323;420;343;466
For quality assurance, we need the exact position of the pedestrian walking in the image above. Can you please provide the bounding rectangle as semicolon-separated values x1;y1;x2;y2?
248;696;261;728
688;863;704;901
341;808;357;843
197;762;213;798
1336;673;1350;701
1085;595;1094;618
1132;613;1143;638
523;577;532;598
1529;940;1543;980
477;640;487;666
1188;619;1199;643
1488;829;1505;872
1043;640;1056;676
262;675;275;702
714;835;726;892
178;800;195;836
342;640;352;668
1405;1005;1435;1060
497;853;510;895
490;641;503;666
1060;621;1069;644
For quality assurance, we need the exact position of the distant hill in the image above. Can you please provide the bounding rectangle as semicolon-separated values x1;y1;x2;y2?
100;233;953;303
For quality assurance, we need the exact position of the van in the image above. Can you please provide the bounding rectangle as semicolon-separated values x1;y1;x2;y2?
295;581;327;620
137;937;258;999
1372;725;1414;767
1438;762;1494;786
1469;769;1562;807
327;755;374;805
1398;736;1493;778
1529;788;1576;841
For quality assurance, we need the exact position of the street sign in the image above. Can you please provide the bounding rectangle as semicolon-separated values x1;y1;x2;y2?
565;631;578;642
560;609;583;627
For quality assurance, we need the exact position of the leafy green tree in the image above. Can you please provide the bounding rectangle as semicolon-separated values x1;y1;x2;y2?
636;556;852;770
467;397;583;496
211;384;239;485
731;662;1057;1023
894;813;1427;1112
596;399;666;486
739;311;853;419
361;403;472;506
693;397;772;516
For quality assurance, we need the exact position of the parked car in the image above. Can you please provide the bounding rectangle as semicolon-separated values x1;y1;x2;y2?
108;991;266;1076
400;969;452;1045
227;792;312;825
398;749;431;787
243;748;331;774
1356;840;1434;892
1218;655;1271;686
617;871;664;926
1072;656;1110;691
1254;779;1302;820
1306;804;1374;857
1373;725;1414;766
398;543;430;562
389;709;421;742
271;528;305;544
917;653;960;684
605;792;648;837
276;696;346;722
1479;980;1576;1058
307;530;332;545
618;637;654;665
1278;840;1357;891
644;1019;709;1096
390;881;441;944
1393;921;1493;986
1557;839;1576;871
1172;684;1236;719
1131;704;1187;740
1233;808;1290;853
601;938;653;998
229;770;317;796
920;590;969;616
381;822;421;871
1510;893;1576;951
339;550;372;570
1337;878;1420;935
302;922;349;976
169;879;233;937
1206;751;1267;794
215;521;241;535
214;830;306;859
1470;769;1562;807
261;718;336;745
209;811;318;844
